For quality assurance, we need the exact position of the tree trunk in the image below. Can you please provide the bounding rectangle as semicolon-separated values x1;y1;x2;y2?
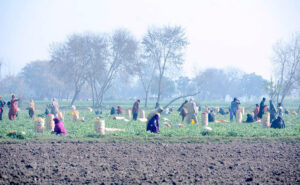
144;90;149;108
163;91;201;109
91;83;95;107
157;75;162;104
71;88;80;105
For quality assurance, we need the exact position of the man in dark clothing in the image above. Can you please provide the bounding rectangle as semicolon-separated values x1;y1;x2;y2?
177;100;188;112
271;116;285;129
245;114;254;123
110;107;116;115
230;97;240;122
132;100;140;121
0;96;6;120
208;110;215;122
257;97;266;119
269;100;277;123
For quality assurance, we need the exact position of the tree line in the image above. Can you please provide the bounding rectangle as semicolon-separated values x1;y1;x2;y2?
0;26;299;107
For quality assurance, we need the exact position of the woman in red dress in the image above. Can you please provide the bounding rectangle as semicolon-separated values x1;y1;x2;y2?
8;94;19;121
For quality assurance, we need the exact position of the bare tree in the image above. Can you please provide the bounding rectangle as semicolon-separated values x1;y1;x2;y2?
20;60;66;100
142;25;188;104
134;55;157;107
272;33;300;104
93;29;138;106
50;34;89;105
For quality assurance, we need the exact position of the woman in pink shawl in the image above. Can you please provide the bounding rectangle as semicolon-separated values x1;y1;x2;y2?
53;118;67;135
8;94;19;121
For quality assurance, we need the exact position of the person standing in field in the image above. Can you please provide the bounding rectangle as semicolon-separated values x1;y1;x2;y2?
230;97;240;122
28;99;35;118
257;97;266;119
269;100;277;123
184;99;198;124
146;107;163;133
178;100;188;122
132;99;140;121
8;94;19;121
178;100;188;112
51;98;59;117
277;103;284;118
253;104;260;120
0;96;6;121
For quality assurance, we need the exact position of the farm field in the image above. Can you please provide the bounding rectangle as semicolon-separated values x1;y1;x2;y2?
0;142;299;184
0;101;299;184
0;102;299;140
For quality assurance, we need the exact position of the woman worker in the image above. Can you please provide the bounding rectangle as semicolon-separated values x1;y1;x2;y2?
146;107;163;133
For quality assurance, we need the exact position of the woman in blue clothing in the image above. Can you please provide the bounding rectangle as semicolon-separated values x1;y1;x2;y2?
146;107;163;133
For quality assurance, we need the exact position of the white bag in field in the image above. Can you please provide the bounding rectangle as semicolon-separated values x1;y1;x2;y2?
262;112;270;128
236;110;242;123
203;126;212;131
201;112;208;127
73;110;79;122
94;120;105;135
138;118;147;122
58;111;64;121
88;107;93;112
113;116;126;120
46;114;55;131
239;107;245;115
72;105;76;111
34;117;45;133
126;109;132;119
139;109;145;119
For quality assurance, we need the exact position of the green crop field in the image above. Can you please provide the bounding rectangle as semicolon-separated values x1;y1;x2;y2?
0;100;300;142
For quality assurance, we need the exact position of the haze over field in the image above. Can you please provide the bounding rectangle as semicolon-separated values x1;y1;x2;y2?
1;0;300;79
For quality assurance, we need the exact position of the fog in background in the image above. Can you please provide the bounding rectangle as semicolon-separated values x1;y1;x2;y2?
1;0;300;79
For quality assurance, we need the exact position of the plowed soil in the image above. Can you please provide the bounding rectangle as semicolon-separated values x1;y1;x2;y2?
0;142;299;184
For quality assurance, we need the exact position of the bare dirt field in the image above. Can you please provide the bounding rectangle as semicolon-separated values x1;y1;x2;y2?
0;142;299;184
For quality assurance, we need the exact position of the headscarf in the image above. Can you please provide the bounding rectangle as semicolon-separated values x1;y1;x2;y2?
147;107;163;121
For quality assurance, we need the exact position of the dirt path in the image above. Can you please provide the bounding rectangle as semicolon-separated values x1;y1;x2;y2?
0;142;299;184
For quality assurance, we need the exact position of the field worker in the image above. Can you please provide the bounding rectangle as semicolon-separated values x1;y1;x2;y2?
132;99;140;121
117;106;123;114
277;103;284;118
53;118;67;135
244;114;254;123
110;107;116;115
51;98;59;117
269;100;277;123
230;97;240;122
257;97;266;119
184;99;198;124
8;94;19;121
45;104;50;115
28;99;35;118
219;107;228;115
0;96;6;121
146;107;163;133
253;104;260;120
208;110;215;122
177;100;188;112
180;106;187;122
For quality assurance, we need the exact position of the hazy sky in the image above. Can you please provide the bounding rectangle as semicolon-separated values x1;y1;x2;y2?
0;0;300;79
